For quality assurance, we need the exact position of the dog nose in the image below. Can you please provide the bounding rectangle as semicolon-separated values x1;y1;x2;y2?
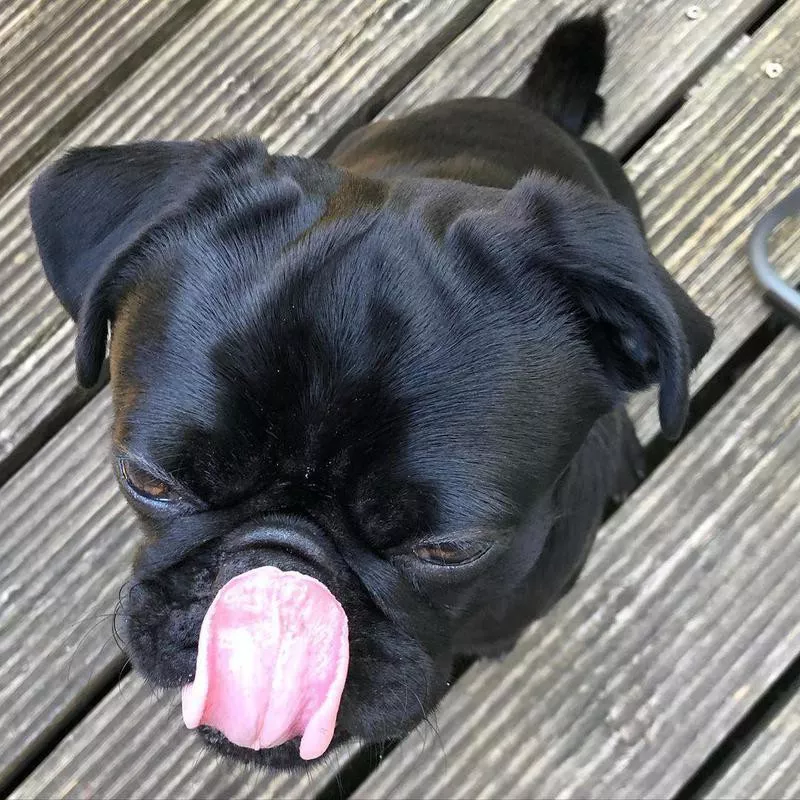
216;514;341;590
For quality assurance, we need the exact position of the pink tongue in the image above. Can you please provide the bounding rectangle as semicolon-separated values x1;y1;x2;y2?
181;566;349;760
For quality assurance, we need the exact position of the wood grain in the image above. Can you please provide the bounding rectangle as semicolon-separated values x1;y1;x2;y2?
0;0;773;477
354;326;800;799
0;0;199;183
9;674;357;800
0;0;490;478
625;7;800;440
0;394;135;785
383;0;774;156
704;685;800;800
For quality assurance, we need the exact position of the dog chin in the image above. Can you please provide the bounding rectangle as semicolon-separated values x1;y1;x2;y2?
129;653;354;771
197;726;354;771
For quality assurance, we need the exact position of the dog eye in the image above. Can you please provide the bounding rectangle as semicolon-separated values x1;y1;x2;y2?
412;541;492;566
118;458;176;503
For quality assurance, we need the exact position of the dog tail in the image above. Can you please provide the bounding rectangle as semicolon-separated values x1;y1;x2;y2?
513;12;608;136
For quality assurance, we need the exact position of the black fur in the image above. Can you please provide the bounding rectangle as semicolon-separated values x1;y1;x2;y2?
29;14;713;771
513;14;608;135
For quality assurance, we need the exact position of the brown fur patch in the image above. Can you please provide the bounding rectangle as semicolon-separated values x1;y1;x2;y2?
317;171;387;226
109;286;150;447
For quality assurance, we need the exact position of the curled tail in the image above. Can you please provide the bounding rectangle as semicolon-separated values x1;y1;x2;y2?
513;13;608;136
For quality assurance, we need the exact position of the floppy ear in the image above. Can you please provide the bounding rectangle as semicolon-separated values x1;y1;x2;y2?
29;139;265;387
449;175;714;440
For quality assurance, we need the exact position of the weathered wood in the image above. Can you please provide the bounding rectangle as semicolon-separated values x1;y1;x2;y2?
0;0;490;478
0;0;200;184
354;325;800;799
703;685;800;800
0;394;136;786
383;0;775;156
0;0;774;478
624;8;800;441
9;674;357;800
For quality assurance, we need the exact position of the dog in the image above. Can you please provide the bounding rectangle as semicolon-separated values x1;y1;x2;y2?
29;14;713;770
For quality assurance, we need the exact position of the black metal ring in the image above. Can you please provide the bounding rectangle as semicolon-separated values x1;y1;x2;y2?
749;186;800;323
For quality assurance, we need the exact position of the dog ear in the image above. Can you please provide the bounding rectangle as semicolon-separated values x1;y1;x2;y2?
29;139;266;387
448;175;714;440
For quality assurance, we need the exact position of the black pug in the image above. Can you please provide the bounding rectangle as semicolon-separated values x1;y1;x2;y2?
29;14;713;770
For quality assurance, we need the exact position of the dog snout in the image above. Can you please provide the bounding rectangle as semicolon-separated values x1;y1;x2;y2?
215;514;342;591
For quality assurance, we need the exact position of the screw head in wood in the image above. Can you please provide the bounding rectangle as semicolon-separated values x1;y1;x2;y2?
762;60;783;78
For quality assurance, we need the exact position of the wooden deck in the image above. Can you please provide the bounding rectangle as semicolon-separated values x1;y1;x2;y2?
0;0;798;797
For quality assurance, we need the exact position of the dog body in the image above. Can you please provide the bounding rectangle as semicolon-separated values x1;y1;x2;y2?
29;16;713;769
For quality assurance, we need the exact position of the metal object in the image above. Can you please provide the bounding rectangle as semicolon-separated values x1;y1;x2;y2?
749;187;800;323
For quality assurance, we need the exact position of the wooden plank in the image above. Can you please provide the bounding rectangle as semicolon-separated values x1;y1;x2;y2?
624;7;800;441
0;0;200;183
382;0;775;156
9;674;357;800
704;686;800;800
0;0;490;479
0;394;137;786
0;0;772;479
353;326;800;799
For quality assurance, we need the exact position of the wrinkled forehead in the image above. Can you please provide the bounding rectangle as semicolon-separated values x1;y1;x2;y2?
106;213;416;465
106;184;604;526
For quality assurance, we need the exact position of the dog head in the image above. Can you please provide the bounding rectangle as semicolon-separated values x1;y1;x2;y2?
30;137;712;768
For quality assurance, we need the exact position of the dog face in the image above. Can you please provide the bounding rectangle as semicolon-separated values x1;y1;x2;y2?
29;137;712;768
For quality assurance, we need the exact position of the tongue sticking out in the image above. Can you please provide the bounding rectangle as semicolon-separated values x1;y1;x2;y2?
181;566;349;760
